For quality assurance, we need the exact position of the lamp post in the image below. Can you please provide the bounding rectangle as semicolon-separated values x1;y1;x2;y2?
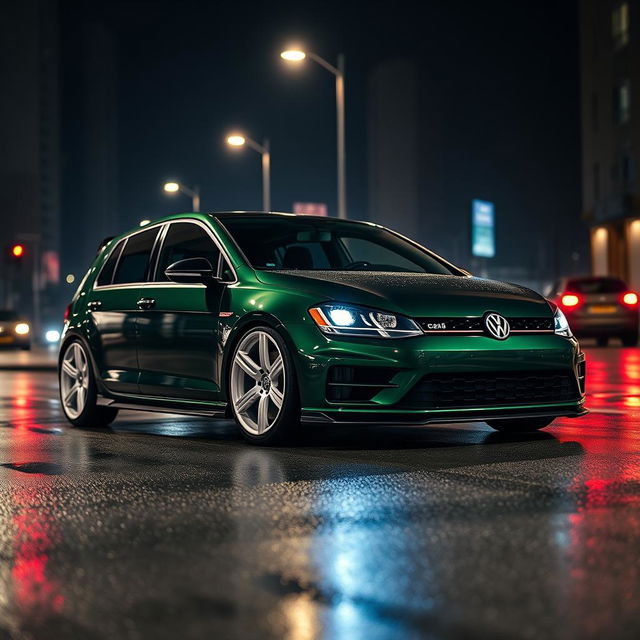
280;48;346;220
163;181;200;212
226;134;271;212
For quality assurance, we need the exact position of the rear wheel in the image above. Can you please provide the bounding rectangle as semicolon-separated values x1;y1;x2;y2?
621;331;638;347
229;326;300;445
59;340;118;428
596;336;609;347
486;417;555;432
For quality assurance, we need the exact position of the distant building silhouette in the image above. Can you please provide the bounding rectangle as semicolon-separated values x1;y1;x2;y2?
581;0;640;287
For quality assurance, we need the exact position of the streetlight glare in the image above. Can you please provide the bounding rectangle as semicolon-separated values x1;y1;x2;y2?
280;49;306;61
163;181;180;193
280;49;307;62
139;219;151;227
227;135;246;147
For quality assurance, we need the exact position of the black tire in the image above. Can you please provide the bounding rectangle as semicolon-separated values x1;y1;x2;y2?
486;417;555;432
596;336;608;347
621;331;638;347
228;325;300;445
59;339;118;428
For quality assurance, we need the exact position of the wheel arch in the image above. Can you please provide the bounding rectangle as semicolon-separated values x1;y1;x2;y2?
220;312;300;406
58;329;109;396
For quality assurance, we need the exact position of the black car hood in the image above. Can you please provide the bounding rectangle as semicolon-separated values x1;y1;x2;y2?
255;270;551;317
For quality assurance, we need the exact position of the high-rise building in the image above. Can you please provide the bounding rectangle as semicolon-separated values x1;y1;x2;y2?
581;0;640;287
0;0;61;323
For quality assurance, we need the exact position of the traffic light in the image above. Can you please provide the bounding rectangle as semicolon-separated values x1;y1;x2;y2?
11;244;25;259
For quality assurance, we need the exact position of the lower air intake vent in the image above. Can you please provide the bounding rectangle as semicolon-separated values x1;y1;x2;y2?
326;366;399;403
398;371;579;409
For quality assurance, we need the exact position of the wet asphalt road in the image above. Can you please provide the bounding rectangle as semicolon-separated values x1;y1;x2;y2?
0;347;639;640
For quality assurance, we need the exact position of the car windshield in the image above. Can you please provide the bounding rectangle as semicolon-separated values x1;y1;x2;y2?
567;277;628;294
218;216;458;275
0;311;18;321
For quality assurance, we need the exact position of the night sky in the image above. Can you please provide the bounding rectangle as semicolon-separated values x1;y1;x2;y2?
60;0;585;276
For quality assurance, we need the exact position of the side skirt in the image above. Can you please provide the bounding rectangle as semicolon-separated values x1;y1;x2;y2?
97;395;227;419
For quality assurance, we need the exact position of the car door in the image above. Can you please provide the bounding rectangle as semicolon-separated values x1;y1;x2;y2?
136;220;231;400
85;225;162;394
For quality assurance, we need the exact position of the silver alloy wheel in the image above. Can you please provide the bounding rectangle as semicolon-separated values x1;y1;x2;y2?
60;342;90;420
230;330;286;435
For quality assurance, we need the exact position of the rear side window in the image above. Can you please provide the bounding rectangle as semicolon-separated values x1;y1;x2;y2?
96;240;125;287
567;277;627;294
112;227;159;285
154;222;221;282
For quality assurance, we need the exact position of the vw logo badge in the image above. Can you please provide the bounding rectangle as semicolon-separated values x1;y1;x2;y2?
484;312;510;340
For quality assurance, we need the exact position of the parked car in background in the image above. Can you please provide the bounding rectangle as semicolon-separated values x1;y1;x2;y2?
0;310;31;350
551;276;639;346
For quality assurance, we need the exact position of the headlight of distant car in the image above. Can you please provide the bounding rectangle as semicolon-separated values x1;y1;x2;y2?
309;303;423;338
14;323;30;336
553;308;572;338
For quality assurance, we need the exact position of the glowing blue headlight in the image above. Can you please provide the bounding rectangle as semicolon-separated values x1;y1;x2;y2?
554;308;572;337
309;303;422;338
328;308;356;327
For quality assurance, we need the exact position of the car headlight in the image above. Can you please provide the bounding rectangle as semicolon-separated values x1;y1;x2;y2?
14;323;30;336
554;308;572;337
309;303;422;338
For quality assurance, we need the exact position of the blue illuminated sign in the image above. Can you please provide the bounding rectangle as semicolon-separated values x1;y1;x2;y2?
471;200;495;258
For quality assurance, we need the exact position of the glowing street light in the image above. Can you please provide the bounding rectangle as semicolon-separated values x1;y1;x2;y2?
225;133;271;212
280;49;306;61
163;181;200;212
226;135;246;147
280;46;346;219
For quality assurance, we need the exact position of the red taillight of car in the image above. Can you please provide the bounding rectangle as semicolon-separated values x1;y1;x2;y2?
622;292;638;306
560;293;581;308
64;304;71;322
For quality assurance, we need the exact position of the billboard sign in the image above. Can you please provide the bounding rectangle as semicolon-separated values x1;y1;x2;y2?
293;202;328;216
471;200;495;258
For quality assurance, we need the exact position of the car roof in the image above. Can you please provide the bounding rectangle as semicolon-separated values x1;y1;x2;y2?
111;212;378;243
566;275;627;283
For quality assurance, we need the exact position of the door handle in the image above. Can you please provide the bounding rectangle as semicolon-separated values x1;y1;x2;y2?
137;297;156;310
87;300;102;311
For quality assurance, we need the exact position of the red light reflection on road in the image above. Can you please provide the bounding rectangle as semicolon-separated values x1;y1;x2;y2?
4;373;64;620
11;489;64;618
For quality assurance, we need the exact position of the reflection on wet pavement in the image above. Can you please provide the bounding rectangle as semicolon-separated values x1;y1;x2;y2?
0;348;639;638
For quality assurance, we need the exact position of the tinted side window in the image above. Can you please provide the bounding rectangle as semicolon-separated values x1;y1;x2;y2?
96;240;125;287
113;228;159;285
155;223;221;282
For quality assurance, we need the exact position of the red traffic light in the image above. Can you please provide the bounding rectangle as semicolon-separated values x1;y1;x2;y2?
11;244;25;258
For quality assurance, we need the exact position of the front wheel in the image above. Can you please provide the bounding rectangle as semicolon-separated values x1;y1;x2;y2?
59;340;118;428
229;326;300;445
486;417;555;432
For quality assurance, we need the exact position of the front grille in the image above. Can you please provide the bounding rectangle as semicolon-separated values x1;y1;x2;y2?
509;317;554;331
416;317;553;334
326;366;399;403
398;371;579;409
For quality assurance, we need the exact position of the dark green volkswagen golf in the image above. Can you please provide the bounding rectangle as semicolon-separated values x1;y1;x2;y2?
58;212;586;444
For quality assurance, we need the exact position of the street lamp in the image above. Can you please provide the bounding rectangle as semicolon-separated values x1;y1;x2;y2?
163;181;200;212
226;133;271;212
280;47;346;219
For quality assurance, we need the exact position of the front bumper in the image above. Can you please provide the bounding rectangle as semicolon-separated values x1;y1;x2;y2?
287;323;586;424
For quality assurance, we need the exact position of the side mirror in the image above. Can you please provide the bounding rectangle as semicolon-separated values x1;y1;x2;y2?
164;257;218;284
